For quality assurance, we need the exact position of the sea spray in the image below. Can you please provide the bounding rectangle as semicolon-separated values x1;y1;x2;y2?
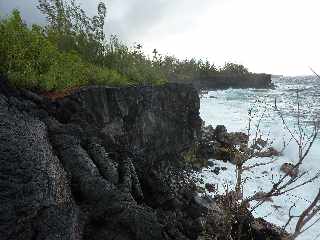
198;76;320;240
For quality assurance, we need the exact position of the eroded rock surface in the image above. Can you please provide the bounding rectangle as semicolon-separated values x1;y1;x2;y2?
0;79;290;240
0;81;203;240
0;90;79;240
198;125;280;164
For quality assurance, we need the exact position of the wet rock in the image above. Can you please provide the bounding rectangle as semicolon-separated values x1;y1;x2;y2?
205;183;216;193
214;125;249;147
199;124;282;166
198;178;205;184
214;125;228;143
280;163;299;178
197;125;250;164
201;125;215;142
227;132;249;146
256;147;280;158
213;167;221;175
207;160;215;167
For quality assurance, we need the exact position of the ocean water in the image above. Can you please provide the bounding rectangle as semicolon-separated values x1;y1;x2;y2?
197;76;320;240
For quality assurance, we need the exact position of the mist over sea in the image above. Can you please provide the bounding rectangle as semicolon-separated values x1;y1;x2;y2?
198;76;320;240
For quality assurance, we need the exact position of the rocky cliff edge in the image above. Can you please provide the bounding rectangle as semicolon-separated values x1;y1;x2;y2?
0;80;205;240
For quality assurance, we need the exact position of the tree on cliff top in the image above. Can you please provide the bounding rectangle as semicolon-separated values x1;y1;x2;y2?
220;62;249;75
0;0;255;91
0;1;166;91
37;0;107;63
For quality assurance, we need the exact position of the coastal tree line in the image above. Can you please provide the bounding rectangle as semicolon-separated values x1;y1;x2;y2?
0;0;249;91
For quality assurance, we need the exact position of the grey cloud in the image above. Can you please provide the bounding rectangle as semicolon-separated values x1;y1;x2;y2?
0;0;45;24
105;0;215;41
105;0;171;40
0;0;213;42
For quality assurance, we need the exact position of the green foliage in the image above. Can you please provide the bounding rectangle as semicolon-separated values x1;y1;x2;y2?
0;10;54;89
102;37;166;84
0;1;252;92
148;53;219;82
0;10;129;91
220;62;249;74
37;0;107;64
37;0;106;42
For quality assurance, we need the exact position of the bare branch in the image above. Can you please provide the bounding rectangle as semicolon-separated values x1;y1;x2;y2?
293;189;320;238
283;204;297;231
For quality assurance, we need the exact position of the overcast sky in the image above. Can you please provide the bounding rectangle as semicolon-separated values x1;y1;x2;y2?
1;0;320;75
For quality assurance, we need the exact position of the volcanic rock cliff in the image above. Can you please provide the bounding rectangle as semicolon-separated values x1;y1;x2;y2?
0;80;204;240
0;79;289;240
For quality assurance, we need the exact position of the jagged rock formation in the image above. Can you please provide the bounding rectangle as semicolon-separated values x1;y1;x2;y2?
198;125;280;164
0;78;289;240
0;80;204;240
0;88;79;240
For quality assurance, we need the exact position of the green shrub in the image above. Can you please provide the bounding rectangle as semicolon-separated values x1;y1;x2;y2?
219;62;249;74
0;10;133;91
102;37;167;85
0;4;252;92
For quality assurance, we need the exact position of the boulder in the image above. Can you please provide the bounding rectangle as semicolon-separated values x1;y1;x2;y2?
253;137;268;149
227;132;249;146
207;160;215;167
214;125;228;143
197;125;250;164
205;183;216;193
256;147;280;158
201;125;215;141
213;167;221;175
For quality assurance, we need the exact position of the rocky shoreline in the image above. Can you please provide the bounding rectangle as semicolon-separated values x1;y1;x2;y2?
170;73;274;91
0;79;288;240
197;125;281;166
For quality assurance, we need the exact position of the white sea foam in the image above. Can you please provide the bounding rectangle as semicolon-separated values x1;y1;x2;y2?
198;77;320;240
